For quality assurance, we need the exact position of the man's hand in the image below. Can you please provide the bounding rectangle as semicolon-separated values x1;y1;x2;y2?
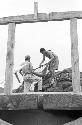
19;69;23;76
39;64;42;68
30;69;35;75
39;65;41;68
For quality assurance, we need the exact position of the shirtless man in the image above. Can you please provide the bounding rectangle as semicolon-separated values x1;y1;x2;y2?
19;55;42;92
39;48;59;84
19;55;33;93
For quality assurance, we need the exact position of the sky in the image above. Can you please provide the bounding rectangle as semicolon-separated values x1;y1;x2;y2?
0;0;82;88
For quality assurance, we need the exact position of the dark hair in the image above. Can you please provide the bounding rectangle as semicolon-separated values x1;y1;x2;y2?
25;58;29;61
25;55;30;61
40;48;45;53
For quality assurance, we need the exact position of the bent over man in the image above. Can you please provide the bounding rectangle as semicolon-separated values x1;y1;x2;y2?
39;48;59;84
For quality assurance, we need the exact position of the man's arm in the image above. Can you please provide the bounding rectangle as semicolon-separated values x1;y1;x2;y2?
39;54;45;67
19;69;23;76
32;71;44;77
14;72;21;83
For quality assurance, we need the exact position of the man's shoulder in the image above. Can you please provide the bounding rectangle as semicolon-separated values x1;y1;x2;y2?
21;61;29;67
47;50;53;53
47;50;58;57
47;50;54;55
21;62;26;66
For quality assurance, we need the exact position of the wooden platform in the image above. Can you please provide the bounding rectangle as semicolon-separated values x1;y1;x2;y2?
0;92;82;110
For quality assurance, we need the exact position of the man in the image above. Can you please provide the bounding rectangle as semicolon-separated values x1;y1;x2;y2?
19;55;33;93
39;48;59;84
19;55;42;92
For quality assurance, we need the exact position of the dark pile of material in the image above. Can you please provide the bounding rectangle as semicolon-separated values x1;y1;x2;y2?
13;68;82;93
42;68;82;92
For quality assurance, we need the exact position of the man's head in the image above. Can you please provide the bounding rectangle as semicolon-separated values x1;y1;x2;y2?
25;55;30;61
40;48;45;54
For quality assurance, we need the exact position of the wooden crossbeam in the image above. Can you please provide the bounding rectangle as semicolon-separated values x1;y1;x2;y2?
0;11;82;25
0;13;49;25
49;11;82;21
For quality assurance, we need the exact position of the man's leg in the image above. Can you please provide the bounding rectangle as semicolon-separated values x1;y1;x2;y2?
33;75;42;91
24;81;31;93
49;67;57;86
49;58;58;86
42;65;48;75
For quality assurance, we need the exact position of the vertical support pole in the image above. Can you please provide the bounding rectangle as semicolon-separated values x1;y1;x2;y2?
70;18;81;93
34;2;38;20
4;23;16;94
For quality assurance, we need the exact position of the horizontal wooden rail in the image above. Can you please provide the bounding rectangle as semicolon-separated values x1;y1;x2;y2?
0;11;82;25
0;13;49;25
49;11;82;21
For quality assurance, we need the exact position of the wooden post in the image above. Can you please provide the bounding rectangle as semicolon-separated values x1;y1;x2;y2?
34;2;38;20
4;23;16;94
70;18;81;93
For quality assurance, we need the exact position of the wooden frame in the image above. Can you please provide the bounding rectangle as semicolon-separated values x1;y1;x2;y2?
2;2;81;94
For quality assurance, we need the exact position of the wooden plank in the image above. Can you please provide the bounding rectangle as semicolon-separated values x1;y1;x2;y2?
4;23;16;94
49;11;82;21
0;11;82;25
0;13;49;25
34;2;38;20
70;18;81;93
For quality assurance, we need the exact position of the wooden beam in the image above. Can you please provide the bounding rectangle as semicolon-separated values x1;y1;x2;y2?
4;23;16;95
34;2;38;20
70;18;81;93
0;13;49;25
0;11;82;25
49;11;82;21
